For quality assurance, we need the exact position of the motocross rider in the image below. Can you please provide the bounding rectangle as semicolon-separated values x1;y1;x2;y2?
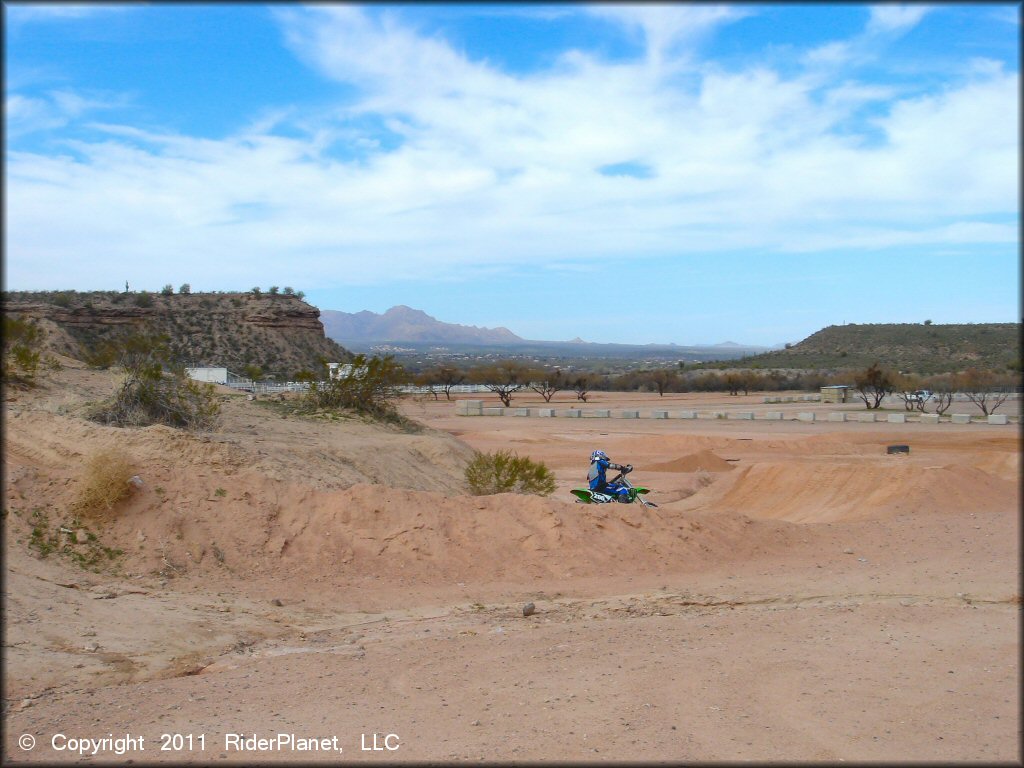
588;450;632;500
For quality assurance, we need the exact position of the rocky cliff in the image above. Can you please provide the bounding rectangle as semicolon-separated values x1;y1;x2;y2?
3;290;350;378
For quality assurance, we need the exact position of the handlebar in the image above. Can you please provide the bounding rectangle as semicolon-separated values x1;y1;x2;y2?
609;465;633;484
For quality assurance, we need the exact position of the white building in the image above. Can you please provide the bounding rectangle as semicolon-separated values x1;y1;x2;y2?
327;363;368;380
185;367;251;388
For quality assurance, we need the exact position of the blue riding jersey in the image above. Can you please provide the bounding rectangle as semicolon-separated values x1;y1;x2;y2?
587;458;611;491
588;458;627;495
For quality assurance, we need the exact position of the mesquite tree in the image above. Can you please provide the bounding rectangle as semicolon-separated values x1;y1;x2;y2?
472;360;530;407
529;368;565;402
853;363;895;409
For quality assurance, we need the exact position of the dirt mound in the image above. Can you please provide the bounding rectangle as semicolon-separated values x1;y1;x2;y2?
681;460;1017;524
646;449;735;473
82;474;803;601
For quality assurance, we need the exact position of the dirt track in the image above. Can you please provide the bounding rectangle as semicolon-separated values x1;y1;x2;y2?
3;369;1020;762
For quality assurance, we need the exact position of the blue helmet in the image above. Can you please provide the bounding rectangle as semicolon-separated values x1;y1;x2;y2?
591;449;608;462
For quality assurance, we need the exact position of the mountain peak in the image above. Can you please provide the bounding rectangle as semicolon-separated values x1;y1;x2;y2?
383;305;428;318
320;306;524;345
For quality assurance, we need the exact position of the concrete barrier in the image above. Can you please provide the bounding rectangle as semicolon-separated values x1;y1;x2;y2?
920;413;940;424
482;407;505;416
797;412;816;422
512;408;531;417
887;413;906;423
559;409;582;418
988;414;1009;425
782;397;794;403
764;396;779;404
674;411;698;419
857;412;877;423
456;399;483;416
537;408;555;417
828;412;846;422
701;411;726;420
583;409;610;418
763;412;784;420
651;410;669;419
950;413;971;424
729;411;755;420
619;410;640;419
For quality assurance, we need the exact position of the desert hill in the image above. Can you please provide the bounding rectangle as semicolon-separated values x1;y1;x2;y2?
722;322;1021;374
3;290;350;378
321;305;523;345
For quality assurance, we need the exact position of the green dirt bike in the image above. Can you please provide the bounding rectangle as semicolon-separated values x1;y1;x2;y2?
571;465;658;508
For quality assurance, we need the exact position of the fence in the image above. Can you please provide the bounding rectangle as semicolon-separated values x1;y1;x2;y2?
226;381;492;396
454;400;1018;425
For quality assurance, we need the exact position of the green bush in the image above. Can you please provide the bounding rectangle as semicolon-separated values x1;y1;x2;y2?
465;450;556;496
2;316;44;384
86;333;220;430
52;291;74;307
134;292;154;308
302;354;405;418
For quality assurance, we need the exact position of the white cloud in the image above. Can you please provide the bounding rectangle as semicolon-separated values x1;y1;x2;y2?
804;4;935;74
4;4;131;25
585;5;751;68
867;5;933;35
5;89;123;138
4;6;1019;292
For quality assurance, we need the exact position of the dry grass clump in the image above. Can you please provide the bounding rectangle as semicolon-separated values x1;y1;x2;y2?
465;449;556;496
73;448;136;517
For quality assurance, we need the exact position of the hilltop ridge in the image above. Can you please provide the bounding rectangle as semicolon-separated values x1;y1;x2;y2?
3;290;350;378
723;322;1021;374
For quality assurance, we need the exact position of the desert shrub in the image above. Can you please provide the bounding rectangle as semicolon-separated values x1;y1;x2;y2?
73;448;136;517
179;283;191;295
134;291;154;308
465;449;556;496
87;333;220;430
81;338;123;369
161;284;174;295
2;315;44;385
302;354;406;419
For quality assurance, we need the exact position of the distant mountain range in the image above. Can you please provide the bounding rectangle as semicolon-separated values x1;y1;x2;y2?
320;305;523;345
320;305;773;353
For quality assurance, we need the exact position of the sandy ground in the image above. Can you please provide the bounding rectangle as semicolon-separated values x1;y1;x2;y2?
2;367;1020;763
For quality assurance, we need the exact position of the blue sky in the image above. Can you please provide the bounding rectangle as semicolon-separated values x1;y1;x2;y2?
4;3;1019;346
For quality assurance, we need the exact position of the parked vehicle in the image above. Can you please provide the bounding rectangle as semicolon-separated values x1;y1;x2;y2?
906;390;934;404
